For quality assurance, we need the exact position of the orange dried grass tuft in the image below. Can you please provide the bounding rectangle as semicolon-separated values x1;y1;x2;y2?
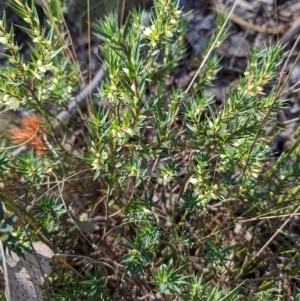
9;114;48;155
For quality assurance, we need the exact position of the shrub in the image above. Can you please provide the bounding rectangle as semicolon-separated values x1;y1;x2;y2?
0;0;298;300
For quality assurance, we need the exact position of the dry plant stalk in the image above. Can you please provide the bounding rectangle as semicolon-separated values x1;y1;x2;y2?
9;114;47;155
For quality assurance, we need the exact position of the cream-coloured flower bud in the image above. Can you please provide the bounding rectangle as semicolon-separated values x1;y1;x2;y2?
8;57;17;64
100;150;108;163
218;123;227;138
125;127;134;137
38;65;46;72
15;0;24;7
165;30;173;38
123;68;130;77
92;158;101;170
24;18;32;24
0;37;8;44
143;27;152;36
189;177;199;185
33;72;42;80
22;63;28;71
212;184;218;190
43;62;53;70
3;94;9;103
33;36;42;43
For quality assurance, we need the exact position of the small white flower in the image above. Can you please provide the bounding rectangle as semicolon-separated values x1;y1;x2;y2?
92;149;108;170
0;37;8;44
110;84;117;91
129;82;134;91
137;115;146;124
189;177;199;185
123;68;130;76
125;127;134;137
143;27;152;36
100;150;108;163
3;94;9;103
92;158;101;170
218;123;227;138
38;65;46;73
24;18;32;24
8;57;17;64
33;36;42;43
165;30;173;38
15;0;24;7
33;72;42;80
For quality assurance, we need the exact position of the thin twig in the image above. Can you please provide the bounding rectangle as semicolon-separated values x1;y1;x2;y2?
10;65;106;157
86;0;93;119
185;0;239;94
280;17;300;44
255;203;300;258
0;240;10;301
214;6;282;35
241;33;300;182
56;65;106;126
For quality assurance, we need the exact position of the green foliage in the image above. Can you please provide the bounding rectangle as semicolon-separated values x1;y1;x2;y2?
47;269;109;301
150;264;188;295
182;275;241;301
32;196;67;233
15;150;46;188
0;201;30;257
205;235;233;270
122;238;153;276
0;0;298;300
0;0;79;110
